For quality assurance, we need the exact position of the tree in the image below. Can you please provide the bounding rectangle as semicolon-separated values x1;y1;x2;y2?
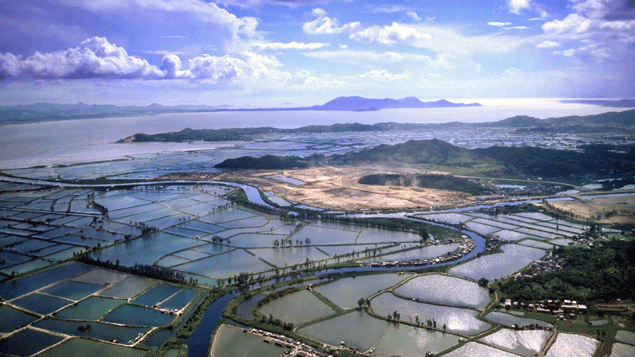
357;298;366;308
478;277;489;287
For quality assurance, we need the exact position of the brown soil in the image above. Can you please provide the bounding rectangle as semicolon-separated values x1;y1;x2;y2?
543;194;635;225
155;166;491;211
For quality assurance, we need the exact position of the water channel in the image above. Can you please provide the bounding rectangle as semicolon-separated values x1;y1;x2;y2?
2;176;626;356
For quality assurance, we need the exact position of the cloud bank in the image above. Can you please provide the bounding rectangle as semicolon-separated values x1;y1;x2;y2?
0;37;279;82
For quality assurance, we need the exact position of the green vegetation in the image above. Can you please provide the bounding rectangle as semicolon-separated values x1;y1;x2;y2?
358;173;490;195
338;139;496;168
120;123;382;143
474;144;635;180
215;155;322;170
495;240;635;303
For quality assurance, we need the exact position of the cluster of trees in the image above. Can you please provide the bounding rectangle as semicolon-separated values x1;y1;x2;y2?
496;240;635;302
260;313;294;331
358;173;490;195
76;256;198;285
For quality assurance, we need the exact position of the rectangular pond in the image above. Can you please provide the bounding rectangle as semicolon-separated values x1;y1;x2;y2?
370;293;492;336
395;274;491;308
257;290;336;325
298;311;391;351
448;244;546;281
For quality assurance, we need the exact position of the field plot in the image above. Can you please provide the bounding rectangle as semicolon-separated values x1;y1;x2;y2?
479;329;552;357
545;333;599;357
298;311;391;351
370;293;492;335
0;261;200;354
372;324;462;357
610;343;635;357
449;244;546;281
443;342;521;357
252;246;329;267
35;337;148;357
0;328;64;357
395;274;491;308
211;324;288;357
257;290;336;325
174;249;273;278
314;273;408;310
421;213;473;225
365;243;460;262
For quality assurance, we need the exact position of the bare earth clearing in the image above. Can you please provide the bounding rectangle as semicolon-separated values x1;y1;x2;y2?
155;166;483;211
543;195;635;225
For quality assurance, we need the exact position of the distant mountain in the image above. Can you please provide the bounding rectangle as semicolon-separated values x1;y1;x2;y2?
490;109;635;128
340;139;495;167
561;99;635;108
310;96;481;111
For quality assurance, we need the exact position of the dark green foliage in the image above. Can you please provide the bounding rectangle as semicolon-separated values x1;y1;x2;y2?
215;155;320;169
474;145;635;179
342;139;492;167
358;173;489;195
497;240;635;302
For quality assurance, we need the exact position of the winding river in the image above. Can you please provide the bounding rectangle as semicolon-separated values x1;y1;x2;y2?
2;176;628;356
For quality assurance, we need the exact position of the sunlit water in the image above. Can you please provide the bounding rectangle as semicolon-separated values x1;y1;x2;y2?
0;99;625;169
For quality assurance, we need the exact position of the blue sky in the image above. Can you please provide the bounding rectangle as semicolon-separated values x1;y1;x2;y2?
0;0;634;106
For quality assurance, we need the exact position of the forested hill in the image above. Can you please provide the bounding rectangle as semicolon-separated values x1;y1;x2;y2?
492;108;635;129
119;123;382;142
215;139;635;182
337;139;494;167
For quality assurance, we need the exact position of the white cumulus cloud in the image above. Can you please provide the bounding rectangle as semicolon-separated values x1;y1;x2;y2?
303;9;430;45
0;37;164;79
488;22;513;27
0;37;282;84
508;0;531;15
536;40;560;48
350;22;431;44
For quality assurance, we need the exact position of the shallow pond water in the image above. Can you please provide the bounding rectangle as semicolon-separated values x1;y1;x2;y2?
251;246;329;267
395;274;491;308
57;296;125;320
448;244;545;281
443;341;521;357
484;311;552;328
211;324;288;357
42;280;104;301
90;231;200;267
365;244;460;262
99;276;156;299
0;262;92;300
35;337;148;357
160;288;200;310
545;333;599;357
0;328;64;356
0;305;39;333
133;283;182;306
298;310;391;351
370;293;492;335
480;329;552;357
236;294;266;320
11;292;71;315
175;249;274;278
610;342;635;357
34;318;152;344
258;290;336;325
314;273;408;310
614;330;635;345
372;324;461;357
104;304;175;327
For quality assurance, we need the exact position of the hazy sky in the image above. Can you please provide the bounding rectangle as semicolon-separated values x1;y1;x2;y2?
1;0;634;106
